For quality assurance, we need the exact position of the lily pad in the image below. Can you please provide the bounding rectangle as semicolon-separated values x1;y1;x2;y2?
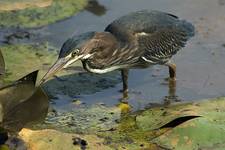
152;97;225;150
0;44;58;84
95;97;225;149
0;0;87;28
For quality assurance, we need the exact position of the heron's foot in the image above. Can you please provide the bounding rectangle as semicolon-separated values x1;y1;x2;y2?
118;90;129;103
164;95;181;105
164;77;176;82
118;89;129;93
117;102;131;114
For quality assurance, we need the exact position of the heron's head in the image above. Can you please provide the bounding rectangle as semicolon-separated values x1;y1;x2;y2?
41;31;117;83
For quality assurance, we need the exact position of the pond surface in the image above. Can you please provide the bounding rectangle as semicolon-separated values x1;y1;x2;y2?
2;0;225;112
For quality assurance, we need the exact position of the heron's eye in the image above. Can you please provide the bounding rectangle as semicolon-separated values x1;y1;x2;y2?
71;49;79;57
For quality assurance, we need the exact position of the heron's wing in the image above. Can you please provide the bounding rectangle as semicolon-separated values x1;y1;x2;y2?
105;10;195;64
105;10;189;41
138;27;191;64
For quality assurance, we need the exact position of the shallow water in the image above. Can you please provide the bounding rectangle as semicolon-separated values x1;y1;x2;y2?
2;0;225;111
43;0;225;111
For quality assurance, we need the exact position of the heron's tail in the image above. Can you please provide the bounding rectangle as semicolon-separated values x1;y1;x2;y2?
179;20;195;38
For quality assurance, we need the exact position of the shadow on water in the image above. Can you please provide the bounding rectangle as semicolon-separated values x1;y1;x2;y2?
43;71;121;99
43;68;181;112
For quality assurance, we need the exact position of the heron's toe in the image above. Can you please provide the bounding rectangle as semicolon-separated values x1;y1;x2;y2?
164;95;181;105
164;77;176;81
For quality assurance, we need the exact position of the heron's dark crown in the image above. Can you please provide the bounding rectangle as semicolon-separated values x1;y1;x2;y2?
59;31;96;58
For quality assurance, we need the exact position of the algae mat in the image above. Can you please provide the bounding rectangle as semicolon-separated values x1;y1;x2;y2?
0;44;80;85
0;0;53;11
0;0;87;28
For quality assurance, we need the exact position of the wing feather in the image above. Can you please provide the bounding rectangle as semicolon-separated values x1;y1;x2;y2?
105;10;195;64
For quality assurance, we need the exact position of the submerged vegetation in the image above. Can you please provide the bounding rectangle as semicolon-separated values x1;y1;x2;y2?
0;0;87;28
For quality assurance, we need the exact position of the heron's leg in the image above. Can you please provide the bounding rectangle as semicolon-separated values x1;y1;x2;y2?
121;69;129;98
167;62;176;81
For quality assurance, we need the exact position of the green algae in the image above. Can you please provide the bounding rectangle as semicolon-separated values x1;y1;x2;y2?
0;44;58;84
40;104;122;134
0;0;87;28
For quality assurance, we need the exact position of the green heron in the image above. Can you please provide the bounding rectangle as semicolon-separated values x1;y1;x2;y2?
41;10;195;97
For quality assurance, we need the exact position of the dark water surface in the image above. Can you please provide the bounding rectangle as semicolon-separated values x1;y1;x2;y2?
3;0;225;111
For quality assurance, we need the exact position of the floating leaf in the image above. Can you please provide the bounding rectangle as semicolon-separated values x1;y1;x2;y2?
0;0;87;28
0;44;84;86
151;98;225;150
96;98;225;149
0;44;57;84
159;116;201;129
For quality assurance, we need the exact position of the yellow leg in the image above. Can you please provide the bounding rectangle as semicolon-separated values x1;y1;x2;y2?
167;62;176;81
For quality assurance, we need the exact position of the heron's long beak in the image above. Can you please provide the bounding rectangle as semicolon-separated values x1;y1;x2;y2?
40;55;82;84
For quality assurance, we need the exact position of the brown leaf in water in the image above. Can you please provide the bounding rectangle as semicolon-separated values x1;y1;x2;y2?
0;70;49;133
3;87;49;132
0;71;38;122
0;49;5;76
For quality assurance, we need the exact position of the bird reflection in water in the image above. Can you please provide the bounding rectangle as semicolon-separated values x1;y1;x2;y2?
164;79;181;105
